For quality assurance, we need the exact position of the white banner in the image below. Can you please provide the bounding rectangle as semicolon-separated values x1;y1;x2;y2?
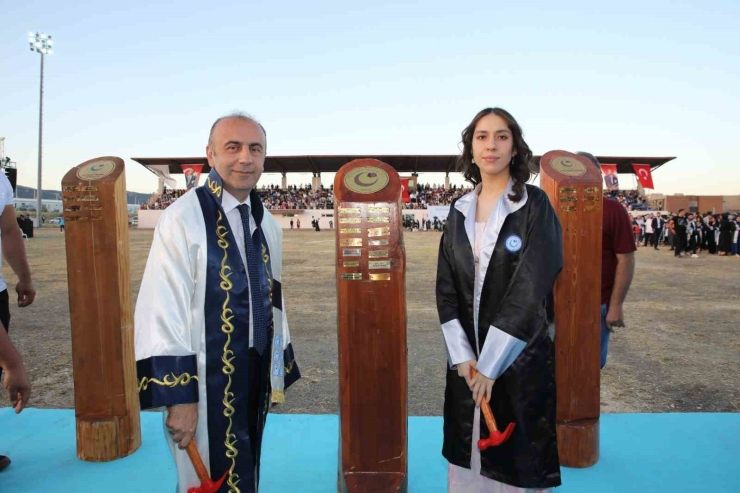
427;205;450;221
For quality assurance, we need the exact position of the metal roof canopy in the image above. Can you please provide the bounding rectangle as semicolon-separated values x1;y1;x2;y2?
132;155;675;176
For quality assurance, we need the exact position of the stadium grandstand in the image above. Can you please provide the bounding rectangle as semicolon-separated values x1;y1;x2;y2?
133;154;675;229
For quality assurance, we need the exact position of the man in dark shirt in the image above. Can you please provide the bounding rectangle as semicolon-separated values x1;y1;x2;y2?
578;153;637;368
674;209;688;258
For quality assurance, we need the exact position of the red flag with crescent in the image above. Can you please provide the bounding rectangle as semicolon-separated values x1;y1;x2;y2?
632;164;654;189
181;164;204;189
400;177;415;203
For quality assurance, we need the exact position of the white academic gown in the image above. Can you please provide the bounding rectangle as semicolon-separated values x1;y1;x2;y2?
135;186;295;493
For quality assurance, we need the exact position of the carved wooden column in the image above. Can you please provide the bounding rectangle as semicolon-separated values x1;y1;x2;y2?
62;156;141;461
334;159;408;493
539;150;602;468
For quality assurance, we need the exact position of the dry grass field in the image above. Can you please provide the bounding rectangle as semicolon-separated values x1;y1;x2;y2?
2;228;739;415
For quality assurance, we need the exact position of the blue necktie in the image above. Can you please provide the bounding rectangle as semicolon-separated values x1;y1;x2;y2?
238;204;269;355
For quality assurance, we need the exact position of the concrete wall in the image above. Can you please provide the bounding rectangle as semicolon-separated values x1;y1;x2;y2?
723;196;740;213
664;195;726;214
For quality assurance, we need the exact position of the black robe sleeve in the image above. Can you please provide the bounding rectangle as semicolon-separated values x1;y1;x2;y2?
436;208;476;366
490;191;563;343
437;227;458;326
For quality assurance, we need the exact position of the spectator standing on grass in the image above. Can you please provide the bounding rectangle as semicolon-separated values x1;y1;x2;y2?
59;216;65;233
632;219;641;247
651;214;664;250
687;213;699;258
674;210;688;258
705;215;717;254
643;214;654;247
577;153;636;369
0;171;36;471
718;213;732;256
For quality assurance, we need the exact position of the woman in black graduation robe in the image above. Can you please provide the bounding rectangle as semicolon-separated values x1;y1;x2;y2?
705;216;717;254
718;213;732;255
437;108;564;491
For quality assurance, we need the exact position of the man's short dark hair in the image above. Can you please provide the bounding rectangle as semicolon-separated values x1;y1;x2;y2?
678;209;684;213
576;151;601;170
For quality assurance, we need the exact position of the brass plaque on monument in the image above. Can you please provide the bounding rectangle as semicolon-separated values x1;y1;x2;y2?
335;159;408;493
540;150;603;468
62;157;141;462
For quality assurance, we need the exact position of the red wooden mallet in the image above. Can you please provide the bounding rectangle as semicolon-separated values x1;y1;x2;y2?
470;367;516;450
186;440;228;493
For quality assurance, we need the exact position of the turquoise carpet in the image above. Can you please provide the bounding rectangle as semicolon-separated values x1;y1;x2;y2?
0;409;736;492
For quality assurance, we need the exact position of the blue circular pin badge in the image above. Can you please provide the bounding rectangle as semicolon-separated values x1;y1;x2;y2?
505;235;522;252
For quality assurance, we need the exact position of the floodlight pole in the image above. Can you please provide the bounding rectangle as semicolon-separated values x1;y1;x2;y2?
29;31;52;227
36;52;44;226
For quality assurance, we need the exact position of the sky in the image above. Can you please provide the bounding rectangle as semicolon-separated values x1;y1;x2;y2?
1;0;739;196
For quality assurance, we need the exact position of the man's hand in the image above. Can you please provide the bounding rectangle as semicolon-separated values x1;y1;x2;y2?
605;303;625;332
456;360;476;389
166;403;198;449
16;279;36;307
470;370;495;407
3;362;31;413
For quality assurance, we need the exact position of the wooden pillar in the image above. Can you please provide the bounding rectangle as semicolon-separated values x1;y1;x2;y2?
334;159;408;493
539;150;602;468
62;157;141;462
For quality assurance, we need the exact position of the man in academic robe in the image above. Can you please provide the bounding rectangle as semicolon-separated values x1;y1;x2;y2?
674;209;688;257
135;113;300;493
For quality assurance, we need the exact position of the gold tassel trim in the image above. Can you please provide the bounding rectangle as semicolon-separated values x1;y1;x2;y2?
271;390;285;404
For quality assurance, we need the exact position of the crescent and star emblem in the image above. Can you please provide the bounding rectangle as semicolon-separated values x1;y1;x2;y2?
354;172;379;187
344;167;390;194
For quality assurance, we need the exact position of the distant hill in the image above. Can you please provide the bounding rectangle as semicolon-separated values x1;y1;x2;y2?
15;185;152;205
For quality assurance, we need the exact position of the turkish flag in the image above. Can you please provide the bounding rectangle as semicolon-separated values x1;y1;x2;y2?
632;164;654;189
601;164;619;191
400;177;415;203
181;164;204;189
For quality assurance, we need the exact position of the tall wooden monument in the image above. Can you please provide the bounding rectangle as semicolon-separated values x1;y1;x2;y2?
334;159;408;493
62;156;141;461
539;150;602;468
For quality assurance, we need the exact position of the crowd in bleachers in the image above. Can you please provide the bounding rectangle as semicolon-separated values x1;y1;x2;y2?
259;184;335;210
604;190;650;211
406;184;474;209
140;183;478;211
139;187;187;210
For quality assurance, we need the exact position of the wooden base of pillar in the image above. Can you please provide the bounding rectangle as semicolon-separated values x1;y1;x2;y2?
76;415;141;462
339;473;407;493
556;418;599;468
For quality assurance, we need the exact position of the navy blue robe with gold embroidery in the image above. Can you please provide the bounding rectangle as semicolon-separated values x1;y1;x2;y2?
135;170;299;493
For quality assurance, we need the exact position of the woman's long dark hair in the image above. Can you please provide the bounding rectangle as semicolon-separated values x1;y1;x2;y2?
456;107;533;202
